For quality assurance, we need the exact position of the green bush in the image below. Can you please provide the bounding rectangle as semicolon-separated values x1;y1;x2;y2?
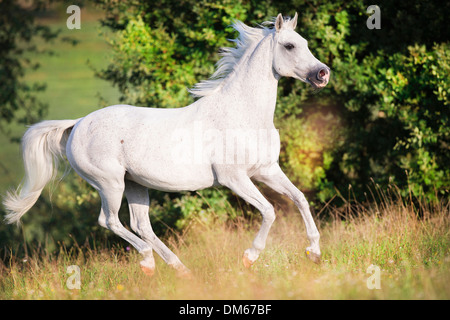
328;42;450;201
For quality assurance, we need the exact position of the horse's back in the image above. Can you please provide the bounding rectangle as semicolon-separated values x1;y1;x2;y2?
66;104;217;192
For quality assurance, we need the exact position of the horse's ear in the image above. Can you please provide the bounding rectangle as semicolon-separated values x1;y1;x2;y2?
291;12;298;29
275;13;284;32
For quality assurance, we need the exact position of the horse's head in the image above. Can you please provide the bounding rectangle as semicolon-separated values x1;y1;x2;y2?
272;13;330;90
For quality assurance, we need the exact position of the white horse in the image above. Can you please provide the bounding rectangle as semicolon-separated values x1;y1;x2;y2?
3;13;329;276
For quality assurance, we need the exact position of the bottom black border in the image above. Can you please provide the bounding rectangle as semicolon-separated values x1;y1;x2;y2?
0;299;441;318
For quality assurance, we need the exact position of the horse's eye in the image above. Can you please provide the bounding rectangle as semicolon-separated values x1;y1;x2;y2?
284;43;295;50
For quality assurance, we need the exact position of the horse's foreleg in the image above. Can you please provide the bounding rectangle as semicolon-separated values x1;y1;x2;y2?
124;179;190;277
217;172;275;268
254;164;321;263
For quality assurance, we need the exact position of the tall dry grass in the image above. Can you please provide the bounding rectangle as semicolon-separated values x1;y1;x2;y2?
1;192;449;300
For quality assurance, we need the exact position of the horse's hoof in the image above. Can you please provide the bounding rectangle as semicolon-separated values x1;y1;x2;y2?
305;249;321;264
140;264;155;277
242;252;254;268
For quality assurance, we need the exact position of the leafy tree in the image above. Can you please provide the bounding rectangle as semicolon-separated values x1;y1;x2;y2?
0;0;59;138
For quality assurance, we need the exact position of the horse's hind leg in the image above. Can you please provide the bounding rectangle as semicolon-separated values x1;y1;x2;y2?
97;180;155;275
124;179;190;277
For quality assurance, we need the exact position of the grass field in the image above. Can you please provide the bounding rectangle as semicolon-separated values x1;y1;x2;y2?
1;195;448;300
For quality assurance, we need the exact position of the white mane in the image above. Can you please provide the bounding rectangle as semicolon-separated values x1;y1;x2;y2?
189;20;276;98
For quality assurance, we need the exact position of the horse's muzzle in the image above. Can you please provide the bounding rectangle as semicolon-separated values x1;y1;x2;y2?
308;66;330;89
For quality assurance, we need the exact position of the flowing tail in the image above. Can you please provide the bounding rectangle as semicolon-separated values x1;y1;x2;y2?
3;119;80;225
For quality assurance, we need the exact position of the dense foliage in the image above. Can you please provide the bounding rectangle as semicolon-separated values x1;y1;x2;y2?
95;0;449;202
0;0;60;139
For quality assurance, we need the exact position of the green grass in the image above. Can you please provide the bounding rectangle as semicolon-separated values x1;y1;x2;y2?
0;10;120;191
1;197;448;300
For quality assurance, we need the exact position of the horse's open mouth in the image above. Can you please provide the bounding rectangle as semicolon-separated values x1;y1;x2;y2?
309;79;328;90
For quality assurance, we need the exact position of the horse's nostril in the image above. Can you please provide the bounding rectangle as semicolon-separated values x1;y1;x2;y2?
318;68;327;80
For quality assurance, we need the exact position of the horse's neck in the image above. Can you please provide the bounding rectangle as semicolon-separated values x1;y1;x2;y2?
211;34;279;127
